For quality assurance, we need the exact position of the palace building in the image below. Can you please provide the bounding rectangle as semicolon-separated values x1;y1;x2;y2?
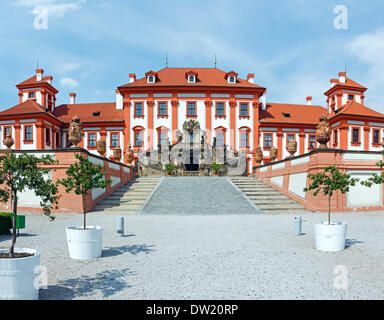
1;67;384;175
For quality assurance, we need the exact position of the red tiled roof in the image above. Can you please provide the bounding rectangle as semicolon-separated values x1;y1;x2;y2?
325;76;367;95
54;103;124;123
329;100;384;120
260;103;328;125
119;68;264;89
343;77;367;90
0;99;53;117
16;75;58;93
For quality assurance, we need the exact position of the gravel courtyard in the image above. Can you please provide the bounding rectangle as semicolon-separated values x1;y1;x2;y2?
1;211;383;300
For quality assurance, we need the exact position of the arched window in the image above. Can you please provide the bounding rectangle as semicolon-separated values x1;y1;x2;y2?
156;126;169;147
132;126;145;149
239;126;251;150
214;126;227;147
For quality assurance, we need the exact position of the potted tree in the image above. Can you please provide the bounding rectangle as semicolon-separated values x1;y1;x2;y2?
304;166;359;252
0;152;59;300
210;162;222;176
58;153;110;260
165;163;176;176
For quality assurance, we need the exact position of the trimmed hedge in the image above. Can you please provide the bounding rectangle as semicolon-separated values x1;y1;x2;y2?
0;213;12;235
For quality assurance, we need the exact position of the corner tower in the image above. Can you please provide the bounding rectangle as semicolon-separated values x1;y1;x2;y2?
324;72;367;113
16;69;59;112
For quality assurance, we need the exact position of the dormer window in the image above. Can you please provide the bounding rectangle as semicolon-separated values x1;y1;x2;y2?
185;71;198;84
93;112;100;117
145;70;158;84
225;71;238;84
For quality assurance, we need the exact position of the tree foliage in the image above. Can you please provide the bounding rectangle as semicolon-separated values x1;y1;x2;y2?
360;160;384;187
304;166;359;224
0;152;60;257
58;153;110;229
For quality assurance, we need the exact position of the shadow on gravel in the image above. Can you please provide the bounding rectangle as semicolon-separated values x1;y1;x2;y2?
0;235;11;243
17;233;38;238
40;268;135;300
346;239;364;248
102;244;155;257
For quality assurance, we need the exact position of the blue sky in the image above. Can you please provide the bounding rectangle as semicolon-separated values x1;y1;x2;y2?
1;0;384;112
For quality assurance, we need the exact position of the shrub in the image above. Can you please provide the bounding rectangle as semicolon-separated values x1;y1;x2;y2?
0;213;11;236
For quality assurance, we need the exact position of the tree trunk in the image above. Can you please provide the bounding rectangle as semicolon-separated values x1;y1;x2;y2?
82;193;86;230
328;195;331;225
9;189;18;258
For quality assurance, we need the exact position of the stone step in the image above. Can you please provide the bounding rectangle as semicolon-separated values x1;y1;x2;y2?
112;190;152;195
93;204;142;210
99;199;143;205
237;187;274;191
91;208;139;214
255;203;305;210
244;191;283;196
107;195;149;200
261;209;308;214
252;199;300;205
249;195;291;200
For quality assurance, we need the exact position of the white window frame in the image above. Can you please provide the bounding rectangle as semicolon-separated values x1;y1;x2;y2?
228;76;236;84
147;76;155;84
188;75;196;83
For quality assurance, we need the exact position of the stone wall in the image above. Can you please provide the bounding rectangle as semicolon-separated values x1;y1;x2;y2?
255;149;384;212
0;148;135;214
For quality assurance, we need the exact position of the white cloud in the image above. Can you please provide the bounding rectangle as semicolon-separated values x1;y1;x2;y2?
60;77;79;88
53;62;82;75
347;27;384;111
14;0;86;18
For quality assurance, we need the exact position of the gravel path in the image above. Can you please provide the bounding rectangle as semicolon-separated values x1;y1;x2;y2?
1;211;384;300
141;177;259;215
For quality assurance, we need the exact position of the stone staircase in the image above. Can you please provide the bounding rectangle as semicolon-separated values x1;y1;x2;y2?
91;177;162;214
229;177;308;214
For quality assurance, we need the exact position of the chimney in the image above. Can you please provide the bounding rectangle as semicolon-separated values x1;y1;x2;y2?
36;69;44;82
129;73;136;83
330;79;338;87
338;72;346;84
116;89;123;110
43;76;53;85
306;96;312;105
247;73;255;84
69;93;76;104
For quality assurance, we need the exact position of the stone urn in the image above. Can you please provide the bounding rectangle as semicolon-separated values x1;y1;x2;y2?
270;147;278;162
255;146;263;165
96;139;106;157
287;140;297;158
113;146;122;162
316;115;330;149
68;115;83;148
3;133;14;149
125;144;134;165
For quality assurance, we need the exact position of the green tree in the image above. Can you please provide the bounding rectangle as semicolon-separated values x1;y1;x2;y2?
304;166;359;225
360;160;384;187
0;152;60;258
58;153;110;230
